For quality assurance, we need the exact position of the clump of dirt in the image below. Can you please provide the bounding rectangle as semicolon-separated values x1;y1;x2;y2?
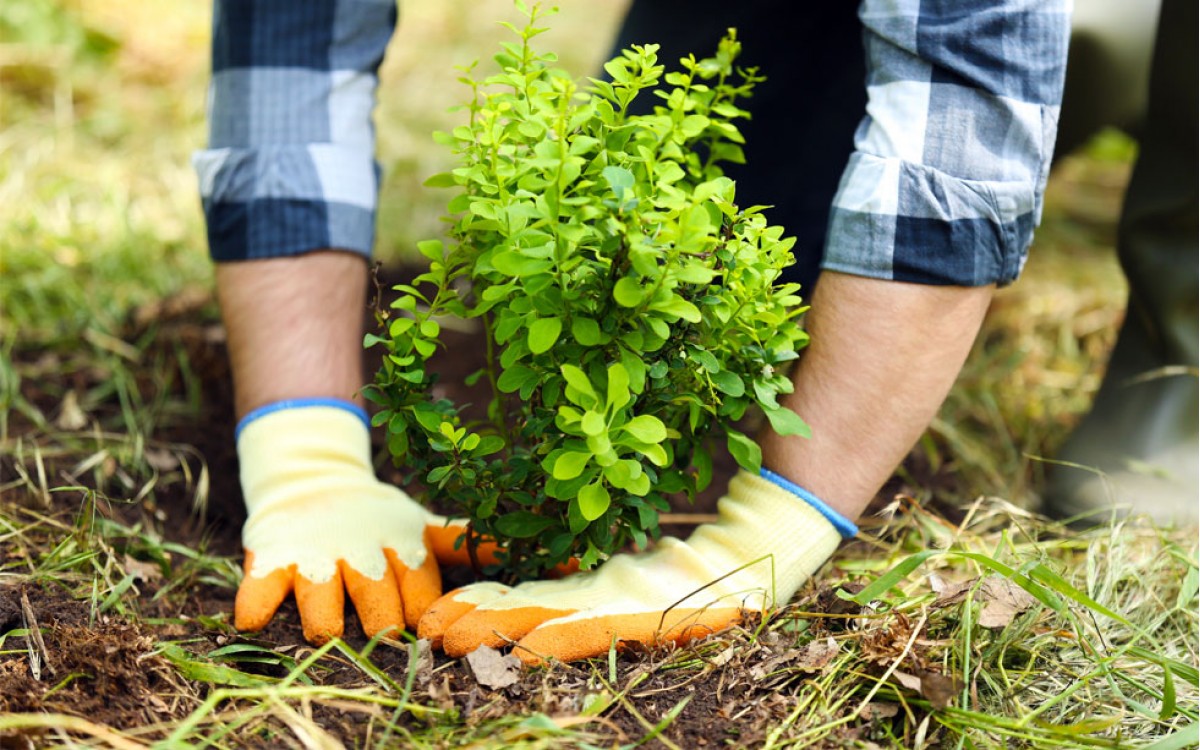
0;585;197;731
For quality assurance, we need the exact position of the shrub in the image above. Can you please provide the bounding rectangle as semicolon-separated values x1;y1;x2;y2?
366;4;809;580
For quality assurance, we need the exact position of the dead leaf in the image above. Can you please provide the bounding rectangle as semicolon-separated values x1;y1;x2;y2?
407;638;433;687
792;636;839;671
932;577;977;608
919;672;963;709
144;448;180;472
891;670;963;710
465;645;522;689
751;636;839;680
860;702;900;720
892;669;922;693
122;555;162;583
55;390;88;430
932;575;1038;628
977;576;1038;629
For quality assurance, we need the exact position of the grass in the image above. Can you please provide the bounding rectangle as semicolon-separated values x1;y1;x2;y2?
1;1;1196;748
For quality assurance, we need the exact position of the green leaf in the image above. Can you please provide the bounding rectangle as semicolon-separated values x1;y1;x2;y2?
764;406;810;438
527;316;563;354
412;337;437;358
606;362;630;410
603;458;641;489
497;364;538;394
651;295;701;322
613;276;644;307
689;348;720;373
580;410;606;436
553;450;592;480
495;511;557;539
679;114;710;137
710;370;745;397
419;319;440;338
560;364;596;400
492;250;553;277
571;317;602;345
422;173;458;188
602;165;635;200
577;481;611;521
726;430;762;473
638;443;669;467
622;414;667;443
416;239;445;259
567;497;590;533
473;435;506;457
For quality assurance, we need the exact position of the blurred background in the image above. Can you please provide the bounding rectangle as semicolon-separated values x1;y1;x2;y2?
0;0;1138;507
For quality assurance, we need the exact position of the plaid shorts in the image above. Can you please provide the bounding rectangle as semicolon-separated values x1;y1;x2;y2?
195;0;1069;287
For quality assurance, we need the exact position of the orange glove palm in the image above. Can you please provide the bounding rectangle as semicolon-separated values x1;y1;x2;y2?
234;401;490;644
418;471;855;664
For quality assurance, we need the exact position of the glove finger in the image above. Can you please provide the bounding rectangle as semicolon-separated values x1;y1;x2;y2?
441;596;575;658
425;521;502;567
341;559;405;640
417;582;511;649
387;545;441;629
425;518;580;578
295;569;346;645
234;550;294;633
515;606;745;666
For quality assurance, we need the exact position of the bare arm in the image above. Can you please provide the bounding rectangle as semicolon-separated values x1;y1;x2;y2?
760;271;994;521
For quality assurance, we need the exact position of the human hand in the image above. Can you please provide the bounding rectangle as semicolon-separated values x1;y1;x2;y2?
418;471;855;665
233;401;495;644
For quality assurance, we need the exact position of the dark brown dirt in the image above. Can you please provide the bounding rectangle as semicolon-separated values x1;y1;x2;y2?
0;263;957;747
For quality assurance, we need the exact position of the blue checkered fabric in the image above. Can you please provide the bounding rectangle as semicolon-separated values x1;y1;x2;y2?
193;0;397;261
195;0;1069;288
825;0;1071;286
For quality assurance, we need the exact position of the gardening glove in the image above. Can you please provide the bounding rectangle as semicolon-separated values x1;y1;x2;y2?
418;469;857;665
234;399;496;644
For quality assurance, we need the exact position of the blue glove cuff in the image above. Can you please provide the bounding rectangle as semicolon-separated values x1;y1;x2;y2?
760;467;859;539
235;398;371;440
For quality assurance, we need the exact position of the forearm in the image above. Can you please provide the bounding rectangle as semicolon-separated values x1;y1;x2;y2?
760;271;994;521
216;251;368;418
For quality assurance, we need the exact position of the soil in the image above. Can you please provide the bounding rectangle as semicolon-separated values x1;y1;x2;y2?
0;263;956;748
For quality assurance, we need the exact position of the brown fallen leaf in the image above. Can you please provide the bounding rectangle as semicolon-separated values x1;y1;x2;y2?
932;577;977;608
932;575;1039;629
465;645;522;689
122;555;163;583
860;702;900;720
144;448;181;472
55;390;89;431
793;635;839;671
891;670;963;710
977;575;1039;629
751;635;839;680
919;671;963;709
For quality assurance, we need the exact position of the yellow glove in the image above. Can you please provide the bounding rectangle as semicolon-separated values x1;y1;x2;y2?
418;470;856;665
234;400;494;644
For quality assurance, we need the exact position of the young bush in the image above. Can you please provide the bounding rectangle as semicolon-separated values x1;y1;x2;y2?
367;5;809;580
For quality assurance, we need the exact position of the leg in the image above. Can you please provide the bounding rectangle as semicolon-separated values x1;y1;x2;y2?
611;0;866;291
1044;0;1199;525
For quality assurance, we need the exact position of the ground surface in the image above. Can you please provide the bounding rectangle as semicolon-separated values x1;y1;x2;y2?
2;260;1197;748
0;267;884;746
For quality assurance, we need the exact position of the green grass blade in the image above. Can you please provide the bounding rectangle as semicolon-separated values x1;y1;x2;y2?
1139;722;1198;750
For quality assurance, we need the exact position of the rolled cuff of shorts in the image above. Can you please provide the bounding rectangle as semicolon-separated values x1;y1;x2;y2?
822;153;1038;288
194;145;377;261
